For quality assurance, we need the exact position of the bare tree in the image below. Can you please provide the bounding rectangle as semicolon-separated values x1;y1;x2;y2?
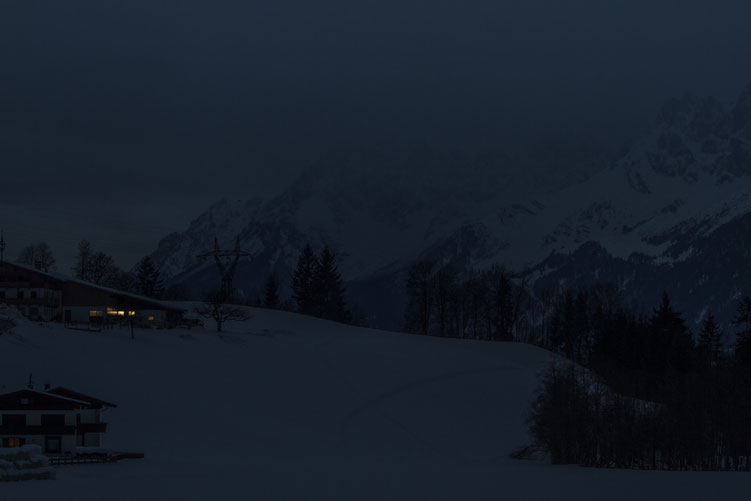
194;291;249;333
18;242;56;271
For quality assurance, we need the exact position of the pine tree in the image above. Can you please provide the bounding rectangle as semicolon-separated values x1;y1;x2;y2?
697;311;723;369
649;292;694;374
292;243;318;315
264;274;280;309
136;256;164;298
312;246;350;322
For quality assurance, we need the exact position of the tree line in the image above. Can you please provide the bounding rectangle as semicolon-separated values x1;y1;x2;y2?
14;240;168;300
402;262;751;470
403;262;527;340
526;286;751;471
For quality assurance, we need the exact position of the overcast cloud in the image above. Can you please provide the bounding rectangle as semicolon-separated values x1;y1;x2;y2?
2;0;751;268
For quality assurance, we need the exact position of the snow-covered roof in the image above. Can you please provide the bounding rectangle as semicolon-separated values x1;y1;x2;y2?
0;261;184;312
0;388;105;410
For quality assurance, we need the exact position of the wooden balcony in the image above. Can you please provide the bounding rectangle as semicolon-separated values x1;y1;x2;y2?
77;422;107;433
0;425;77;436
1;297;60;307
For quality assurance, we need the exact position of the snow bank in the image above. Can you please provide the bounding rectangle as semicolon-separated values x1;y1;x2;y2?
0;303;28;323
0;445;55;481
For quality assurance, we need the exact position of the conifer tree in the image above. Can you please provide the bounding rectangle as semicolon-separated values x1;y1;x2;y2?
648;292;694;373
697;311;723;369
264;273;280;309
136;256;164;298
292;243;318;315
312;246;350;322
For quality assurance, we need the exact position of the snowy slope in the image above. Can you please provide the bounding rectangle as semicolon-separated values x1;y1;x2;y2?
1;308;747;500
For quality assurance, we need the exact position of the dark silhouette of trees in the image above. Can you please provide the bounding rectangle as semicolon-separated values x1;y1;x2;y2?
292;243;317;315
733;297;751;367
18;242;56;271
433;264;457;337
312;246;350;322
403;261;527;340
404;261;434;335
648;292;694;374
72;239;122;286
528;289;751;471
73;240;94;280
290;243;351;323
263;274;280;309
697;311;723;370
135;256;164;298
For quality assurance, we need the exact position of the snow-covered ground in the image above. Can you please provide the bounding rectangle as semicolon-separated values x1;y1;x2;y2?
0;306;747;500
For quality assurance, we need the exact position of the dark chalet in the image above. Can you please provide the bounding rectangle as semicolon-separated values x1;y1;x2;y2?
0;260;184;328
0;386;116;455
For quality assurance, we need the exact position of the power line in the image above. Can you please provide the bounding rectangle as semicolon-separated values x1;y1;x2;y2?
197;236;252;301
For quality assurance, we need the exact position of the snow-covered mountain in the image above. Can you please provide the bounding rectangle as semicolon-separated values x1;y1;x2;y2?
150;83;751;329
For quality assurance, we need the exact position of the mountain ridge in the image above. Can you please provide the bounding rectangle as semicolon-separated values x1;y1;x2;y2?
149;83;751;330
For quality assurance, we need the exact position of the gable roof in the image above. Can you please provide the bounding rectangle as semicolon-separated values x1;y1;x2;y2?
0;387;117;411
0;261;184;313
0;389;94;411
46;387;117;409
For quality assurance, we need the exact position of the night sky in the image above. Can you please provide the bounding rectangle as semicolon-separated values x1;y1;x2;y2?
2;0;751;269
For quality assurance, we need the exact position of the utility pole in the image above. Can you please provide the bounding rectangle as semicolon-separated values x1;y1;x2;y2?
197;236;252;302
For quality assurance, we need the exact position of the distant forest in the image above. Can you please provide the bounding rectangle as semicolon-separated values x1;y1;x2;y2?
402;260;751;471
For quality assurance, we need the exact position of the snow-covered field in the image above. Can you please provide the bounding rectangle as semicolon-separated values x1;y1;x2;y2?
0;306;747;500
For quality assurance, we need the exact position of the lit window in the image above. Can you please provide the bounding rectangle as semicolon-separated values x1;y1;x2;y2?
148;316;155;321
89;310;104;317
128;311;136;316
6;438;23;448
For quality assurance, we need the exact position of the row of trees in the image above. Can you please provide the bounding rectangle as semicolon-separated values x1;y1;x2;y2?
404;262;525;340
16;240;165;300
194;243;353;332
16;239;353;327
527;287;751;470
73;240;165;299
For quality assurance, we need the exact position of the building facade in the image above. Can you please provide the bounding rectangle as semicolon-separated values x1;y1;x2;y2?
0;261;184;328
0;387;116;455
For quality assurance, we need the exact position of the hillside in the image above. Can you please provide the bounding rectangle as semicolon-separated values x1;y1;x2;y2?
1;308;749;499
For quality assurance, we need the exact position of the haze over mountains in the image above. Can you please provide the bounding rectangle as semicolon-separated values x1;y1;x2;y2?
149;83;751;330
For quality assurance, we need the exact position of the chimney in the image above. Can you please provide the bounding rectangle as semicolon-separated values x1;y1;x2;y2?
27;373;34;390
